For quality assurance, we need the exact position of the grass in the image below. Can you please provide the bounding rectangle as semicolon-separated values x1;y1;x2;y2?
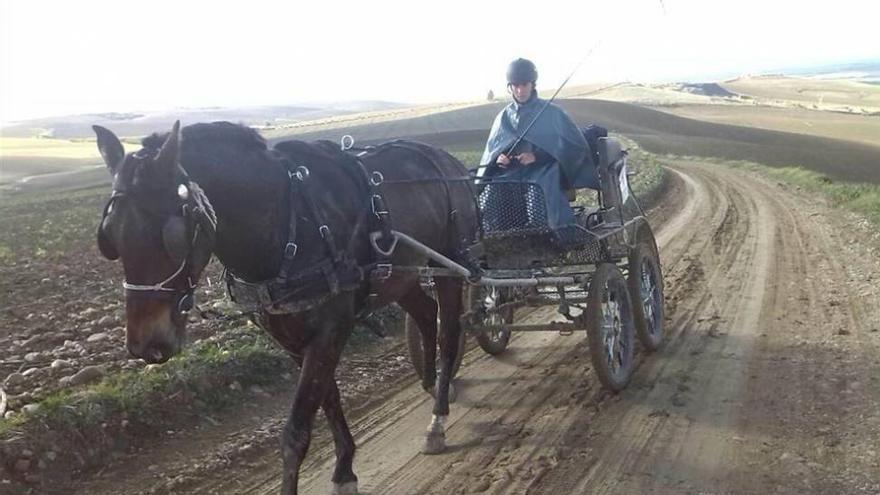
0;317;396;486
0;324;293;442
647;151;880;229
448;150;483;167
736;162;880;225
619;137;667;199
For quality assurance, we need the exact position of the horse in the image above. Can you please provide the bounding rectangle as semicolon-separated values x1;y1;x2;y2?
92;121;479;495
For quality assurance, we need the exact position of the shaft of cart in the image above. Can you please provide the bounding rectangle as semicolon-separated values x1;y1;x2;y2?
371;230;591;288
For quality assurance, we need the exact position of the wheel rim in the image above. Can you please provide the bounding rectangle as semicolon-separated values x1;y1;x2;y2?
482;287;509;342
639;256;662;339
601;281;628;375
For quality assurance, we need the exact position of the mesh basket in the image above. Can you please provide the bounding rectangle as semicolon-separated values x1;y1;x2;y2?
478;181;552;236
477;181;611;269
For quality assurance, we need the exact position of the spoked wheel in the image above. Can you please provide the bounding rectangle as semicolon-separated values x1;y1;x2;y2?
471;285;514;355
628;238;665;351
406;313;465;381
585;263;636;392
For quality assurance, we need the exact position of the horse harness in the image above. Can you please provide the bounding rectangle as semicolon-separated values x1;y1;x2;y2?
225;141;420;316
97;153;217;314
224;140;482;317
99;141;470;319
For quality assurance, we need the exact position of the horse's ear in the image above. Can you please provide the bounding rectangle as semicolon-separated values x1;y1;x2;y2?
154;120;181;177
93;125;125;173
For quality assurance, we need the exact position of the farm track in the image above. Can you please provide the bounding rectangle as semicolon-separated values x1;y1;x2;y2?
73;159;880;495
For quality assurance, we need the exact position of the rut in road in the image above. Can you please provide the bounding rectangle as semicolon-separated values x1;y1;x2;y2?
531;163;880;495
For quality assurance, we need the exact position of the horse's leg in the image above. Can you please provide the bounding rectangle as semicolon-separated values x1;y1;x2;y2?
423;276;464;455
323;379;358;495
280;317;352;495
286;353;357;495
397;286;439;393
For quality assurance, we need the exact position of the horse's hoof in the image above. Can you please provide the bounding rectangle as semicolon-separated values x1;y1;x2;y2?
332;481;359;495
422;431;447;455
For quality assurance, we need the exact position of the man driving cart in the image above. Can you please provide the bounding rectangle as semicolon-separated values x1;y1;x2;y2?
478;58;600;229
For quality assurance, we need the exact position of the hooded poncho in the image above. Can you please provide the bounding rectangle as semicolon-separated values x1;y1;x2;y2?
478;97;597;228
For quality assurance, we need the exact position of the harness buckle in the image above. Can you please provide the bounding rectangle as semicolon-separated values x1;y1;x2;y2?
319;225;330;239
371;194;389;216
372;263;393;281
284;242;298;259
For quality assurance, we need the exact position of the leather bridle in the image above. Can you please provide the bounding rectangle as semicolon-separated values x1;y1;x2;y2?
98;162;216;314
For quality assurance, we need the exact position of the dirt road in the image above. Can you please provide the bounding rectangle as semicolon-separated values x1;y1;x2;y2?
73;160;880;495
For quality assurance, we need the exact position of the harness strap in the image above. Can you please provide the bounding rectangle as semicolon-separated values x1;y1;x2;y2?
365;141;472;262
274;154;364;297
353;155;393;260
276;169;300;283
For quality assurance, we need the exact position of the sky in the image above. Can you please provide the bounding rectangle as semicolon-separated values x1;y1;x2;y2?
1;0;878;123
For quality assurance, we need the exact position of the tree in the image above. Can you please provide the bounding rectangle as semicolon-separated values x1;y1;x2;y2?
487;89;495;101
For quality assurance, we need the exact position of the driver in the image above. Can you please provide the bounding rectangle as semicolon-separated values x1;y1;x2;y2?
478;58;597;228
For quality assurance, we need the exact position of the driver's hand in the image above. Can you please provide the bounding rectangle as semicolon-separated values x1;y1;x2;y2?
496;153;511;167
516;152;536;165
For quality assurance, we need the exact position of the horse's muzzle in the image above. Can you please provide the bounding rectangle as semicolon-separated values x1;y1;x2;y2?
125;299;184;363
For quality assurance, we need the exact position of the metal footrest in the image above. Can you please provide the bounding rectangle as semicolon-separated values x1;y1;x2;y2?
478;321;580;333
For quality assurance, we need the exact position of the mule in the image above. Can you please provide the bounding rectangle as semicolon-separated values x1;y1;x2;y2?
93;121;478;494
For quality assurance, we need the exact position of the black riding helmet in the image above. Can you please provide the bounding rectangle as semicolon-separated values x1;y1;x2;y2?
506;58;538;85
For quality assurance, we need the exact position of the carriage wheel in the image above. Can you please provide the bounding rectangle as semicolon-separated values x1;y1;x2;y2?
471;285;513;355
405;314;465;381
585;263;636;392
628;238;665;351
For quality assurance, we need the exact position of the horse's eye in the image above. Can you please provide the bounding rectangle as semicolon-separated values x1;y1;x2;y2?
177;184;189;200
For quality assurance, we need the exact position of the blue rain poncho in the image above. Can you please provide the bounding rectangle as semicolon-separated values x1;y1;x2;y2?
478;97;596;228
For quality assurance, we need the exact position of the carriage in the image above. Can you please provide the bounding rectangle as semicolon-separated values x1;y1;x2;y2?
93;120;663;493
390;136;665;392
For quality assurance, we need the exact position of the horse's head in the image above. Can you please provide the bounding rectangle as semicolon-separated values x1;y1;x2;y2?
93;122;216;363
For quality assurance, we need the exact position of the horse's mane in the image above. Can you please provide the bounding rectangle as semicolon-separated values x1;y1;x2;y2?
141;121;267;153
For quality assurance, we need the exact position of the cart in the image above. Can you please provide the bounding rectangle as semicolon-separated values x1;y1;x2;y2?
382;137;664;392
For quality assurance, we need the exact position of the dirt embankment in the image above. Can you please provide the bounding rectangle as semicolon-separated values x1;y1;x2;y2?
65;160;880;495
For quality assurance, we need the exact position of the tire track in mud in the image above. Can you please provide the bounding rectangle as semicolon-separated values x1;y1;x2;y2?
722;171;880;494
530;164;880;494
531;163;776;494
